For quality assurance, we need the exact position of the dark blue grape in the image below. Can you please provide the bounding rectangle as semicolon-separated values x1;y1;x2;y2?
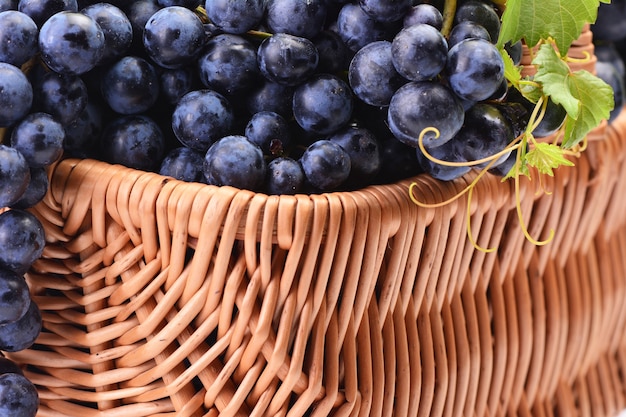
10;112;65;168
415;137;471;181
266;0;327;38
0;145;30;207
0;373;39;417
159;147;205;182
0;0;17;12
454;0;501;43
63;101;103;158
446;38;505;102
159;66;195;104
10;167;48;209
157;0;201;8
299;139;351;191
391;23;447;81
403;4;443;30
378;136;423;183
245;80;294;117
0;267;31;325
448;21;491;48
504;40;523;66
348;40;406;106
18;0;77;26
197;34;260;95
596;60;624;121
0;358;23;376
100;115;165;171
203;135;266;191
328;125;381;186
257;33;319;86
0;10;38;66
80;2;133;65
358;0;413;23
0;300;41;352
0;209;45;275
0;63;32;127
125;0;161;47
505;88;566;138
101;56;160;114
143;6;205;69
266;157;305;195
245;111;292;156
596;43;626;79
313;30;351;74
38;11;105;75
387;81;465;148
204;0;265;34
33;71;88;125
293;74;353;135
591;0;626;42
335;2;396;53
172;89;234;153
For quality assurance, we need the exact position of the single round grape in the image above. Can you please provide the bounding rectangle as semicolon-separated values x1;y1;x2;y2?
38;11;105;75
159;147;205;183
313;30;351;74
448;21;491;48
0;10;38;66
266;0;327;39
80;2;133;65
33;71;88;125
143;6;205;69
348;40;406;107
101;56;160;115
0;0;17;12
172;89;235;152
245;80;294;117
0;299;41;352
300;139;351;191
387;81;465;148
446;38;505;102
10;112;65;168
391;23;448;81
125;0;161;44
403;4;443;30
203;135;266;191
328;125;381;187
63;101;103;158
454;0;501;43
358;0;412;23
0;63;33;127
257;33;319;86
100;115;165;171
266;157;305;195
0;145;30;207
0;267;31;326
197;34;260;96
245;111;292;156
415;137;471;182
18;0;77;26
157;0;201;8
596;60;625;121
0;209;45;275
204;0;264;34
335;2;395;53
10;167;48;209
505;40;523;66
377;136;423;183
293;74;353;135
505;88;566;138
0;373;39;417
159;66;195;105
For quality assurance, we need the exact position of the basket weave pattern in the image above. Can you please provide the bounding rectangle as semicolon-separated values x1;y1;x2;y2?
7;108;626;416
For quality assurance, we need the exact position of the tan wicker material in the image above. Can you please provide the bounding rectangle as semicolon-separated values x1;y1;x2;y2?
7;25;626;417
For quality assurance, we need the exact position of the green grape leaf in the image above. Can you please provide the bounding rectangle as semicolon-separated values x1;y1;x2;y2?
532;44;581;117
525;142;574;176
519;80;543;103
497;0;607;54
500;47;521;87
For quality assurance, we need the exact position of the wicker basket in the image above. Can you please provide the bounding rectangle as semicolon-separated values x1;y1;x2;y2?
8;27;626;417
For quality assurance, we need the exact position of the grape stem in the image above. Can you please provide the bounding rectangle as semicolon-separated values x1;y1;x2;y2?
441;0;457;38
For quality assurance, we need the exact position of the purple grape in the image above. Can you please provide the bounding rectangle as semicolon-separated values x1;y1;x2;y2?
100;115;166;171
159;147;205;183
0;267;31;325
143;6;206;69
335;3;396;53
299;139;351;191
0;358;23;376
257;33;319;86
0;146;30;207
448;21;491;48
80;2;133;65
0;0;17;12
0;10;38;66
10;167;48;209
204;0;265;35
157;0;200;8
63;101;104;158
101;56;160;115
0;298;41;352
38;11;105;75
203;135;266;191
391;23;448;82
0;372;39;417
10;112;65;168
32;71;88;125
454;0;501;43
415;137;471;181
312;30;351;74
172;89;235;152
358;0;413;23
403;4;443;30
265;0;327;39
0;209;45;275
266;157;305;195
245;79;294;117
0;63;33;127
245;111;292;156
19;0;77;26
159;66;195;105
292;74;353;135
328;125;382;187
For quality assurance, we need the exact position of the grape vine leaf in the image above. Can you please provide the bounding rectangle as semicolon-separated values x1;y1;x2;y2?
525;142;574;176
532;44;614;148
500;47;522;86
497;0;609;54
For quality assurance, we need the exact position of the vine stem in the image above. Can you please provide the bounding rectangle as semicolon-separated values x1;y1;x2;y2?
441;0;457;38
